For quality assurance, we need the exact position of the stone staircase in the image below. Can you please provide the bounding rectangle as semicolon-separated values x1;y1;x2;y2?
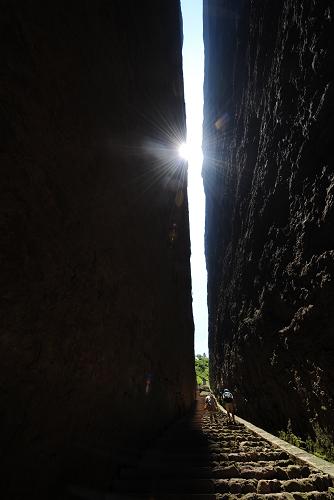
109;394;334;499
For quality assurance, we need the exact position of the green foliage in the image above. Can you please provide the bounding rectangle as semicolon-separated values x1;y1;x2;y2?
278;419;304;448
278;419;334;463
307;423;334;462
195;353;209;385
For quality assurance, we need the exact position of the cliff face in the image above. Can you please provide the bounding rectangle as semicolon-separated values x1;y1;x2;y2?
1;1;194;495
203;0;334;438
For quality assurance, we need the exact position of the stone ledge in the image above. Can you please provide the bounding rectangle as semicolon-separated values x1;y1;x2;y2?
217;403;334;480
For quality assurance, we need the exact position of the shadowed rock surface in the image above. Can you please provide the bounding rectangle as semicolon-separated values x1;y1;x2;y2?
203;0;334;439
1;1;194;496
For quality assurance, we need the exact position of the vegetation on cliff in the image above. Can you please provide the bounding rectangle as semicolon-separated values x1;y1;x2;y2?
195;354;209;385
279;420;334;464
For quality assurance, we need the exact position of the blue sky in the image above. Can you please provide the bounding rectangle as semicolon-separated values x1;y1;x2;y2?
180;0;208;355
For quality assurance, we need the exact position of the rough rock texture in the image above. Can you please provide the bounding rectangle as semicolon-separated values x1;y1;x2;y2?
1;1;194;496
203;0;334;439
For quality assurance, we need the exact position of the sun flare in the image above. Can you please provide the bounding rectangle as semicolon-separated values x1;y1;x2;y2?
178;142;189;160
178;142;203;166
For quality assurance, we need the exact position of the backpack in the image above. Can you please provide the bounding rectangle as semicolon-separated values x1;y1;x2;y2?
222;390;233;403
205;396;216;410
205;396;212;407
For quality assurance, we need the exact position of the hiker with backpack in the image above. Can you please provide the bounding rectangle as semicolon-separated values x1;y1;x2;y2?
221;388;236;424
204;392;219;425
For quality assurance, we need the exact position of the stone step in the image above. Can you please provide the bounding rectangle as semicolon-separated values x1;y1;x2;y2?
112;478;216;494
113;475;332;496
143;449;213;459
139;457;214;468
135;459;295;472
256;475;332;494
94;492;334;500
220;451;291;462
211;447;274;454
110;495;218;500
214;474;331;494
208;438;268;445
120;466;218;479
164;429;204;436
217;493;332;499
139;452;291;469
73;491;219;500
155;440;211;449
120;463;312;481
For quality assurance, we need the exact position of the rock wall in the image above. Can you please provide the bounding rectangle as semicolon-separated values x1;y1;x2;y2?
1;1;195;496
203;0;334;439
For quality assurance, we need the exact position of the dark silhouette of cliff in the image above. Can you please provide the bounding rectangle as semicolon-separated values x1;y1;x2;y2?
1;1;194;496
